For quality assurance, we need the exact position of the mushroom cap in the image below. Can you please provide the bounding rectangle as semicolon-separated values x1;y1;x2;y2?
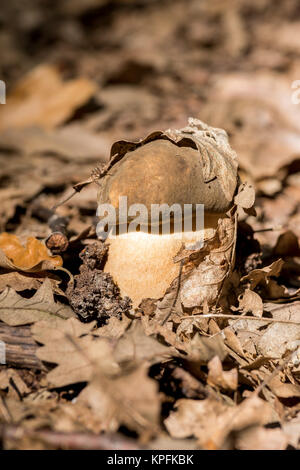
98;139;238;225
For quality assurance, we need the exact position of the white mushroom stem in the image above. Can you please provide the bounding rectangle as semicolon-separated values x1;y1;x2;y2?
104;213;222;307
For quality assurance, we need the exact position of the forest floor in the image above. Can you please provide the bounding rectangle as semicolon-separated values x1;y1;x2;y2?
0;0;300;450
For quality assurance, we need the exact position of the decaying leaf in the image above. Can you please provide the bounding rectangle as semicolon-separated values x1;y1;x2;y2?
234;181;256;209
31;318;160;434
269;376;300;399
0;369;30;399
179;216;236;309
0;278;74;326
114;320;172;365
32;317;118;387
241;259;284;290
238;288;263;317
207;355;238;391
230;300;300;359
0;125;110;162
78;364;160;434
184;333;228;364
235;426;288;450
0;271;61;293
0;233;62;272
94;314;131;340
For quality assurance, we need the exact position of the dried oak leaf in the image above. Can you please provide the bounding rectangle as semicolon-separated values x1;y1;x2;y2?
113;320;173;365
141;314;181;349
238;288;263;317
235;426;288;450
0;271;61;293
78;363;160;435
94;314;132;340
0;278;74;326
240;258;291;300
184;332;228;364
177;215;236;310
0;233;62;272
234;181;256;215
230;301;300;359
32;319;160;435
164;396;273;449
0;64;96;131
207;355;238;391
0;395;104;438
0;125;110;163
269;375;300;399
241;259;284;290
282;415;300;449
31;317;118;388
0;369;30;399
257;302;300;359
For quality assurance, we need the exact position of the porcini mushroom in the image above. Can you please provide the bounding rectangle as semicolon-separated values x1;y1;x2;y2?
97;119;239;308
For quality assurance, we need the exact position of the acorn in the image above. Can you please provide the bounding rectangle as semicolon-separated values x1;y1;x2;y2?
97;118;239;307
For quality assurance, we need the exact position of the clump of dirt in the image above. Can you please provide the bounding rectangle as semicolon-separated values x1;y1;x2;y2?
67;242;131;324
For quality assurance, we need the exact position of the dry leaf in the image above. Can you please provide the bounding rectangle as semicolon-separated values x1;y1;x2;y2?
235;426;288;450
269;376;300;399
94;315;131;340
179;216;236;309
282;415;300;449
114;320;172;365
231;300;300;359
207;355;238;391
0;369;30;399
184;332;228;364
165;396;273;449
257;302;300;358
0;233;62;272
223;327;246;358
33;319;160;434
0;125;110;162
207;73;300;180
31;316;96;344
0;271;60;292
241;259;284;290
32;317;118;387
0;278;74;326
78;364;160;434
238;289;263;317
234;181;255;209
0;64;96;130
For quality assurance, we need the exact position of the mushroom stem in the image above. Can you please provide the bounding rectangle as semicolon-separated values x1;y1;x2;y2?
104;214;221;307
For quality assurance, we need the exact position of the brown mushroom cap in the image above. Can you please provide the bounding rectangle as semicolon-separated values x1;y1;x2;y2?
98;137;238;306
98;139;238;224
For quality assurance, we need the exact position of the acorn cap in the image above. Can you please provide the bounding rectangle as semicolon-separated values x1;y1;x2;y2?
98;139;238;227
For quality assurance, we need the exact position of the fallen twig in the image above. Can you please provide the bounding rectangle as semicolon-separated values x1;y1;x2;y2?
183;313;300;326
0;323;44;370
0;425;143;450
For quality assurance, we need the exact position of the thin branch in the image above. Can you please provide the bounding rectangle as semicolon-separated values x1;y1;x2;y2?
254;351;294;396
0;425;143;450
